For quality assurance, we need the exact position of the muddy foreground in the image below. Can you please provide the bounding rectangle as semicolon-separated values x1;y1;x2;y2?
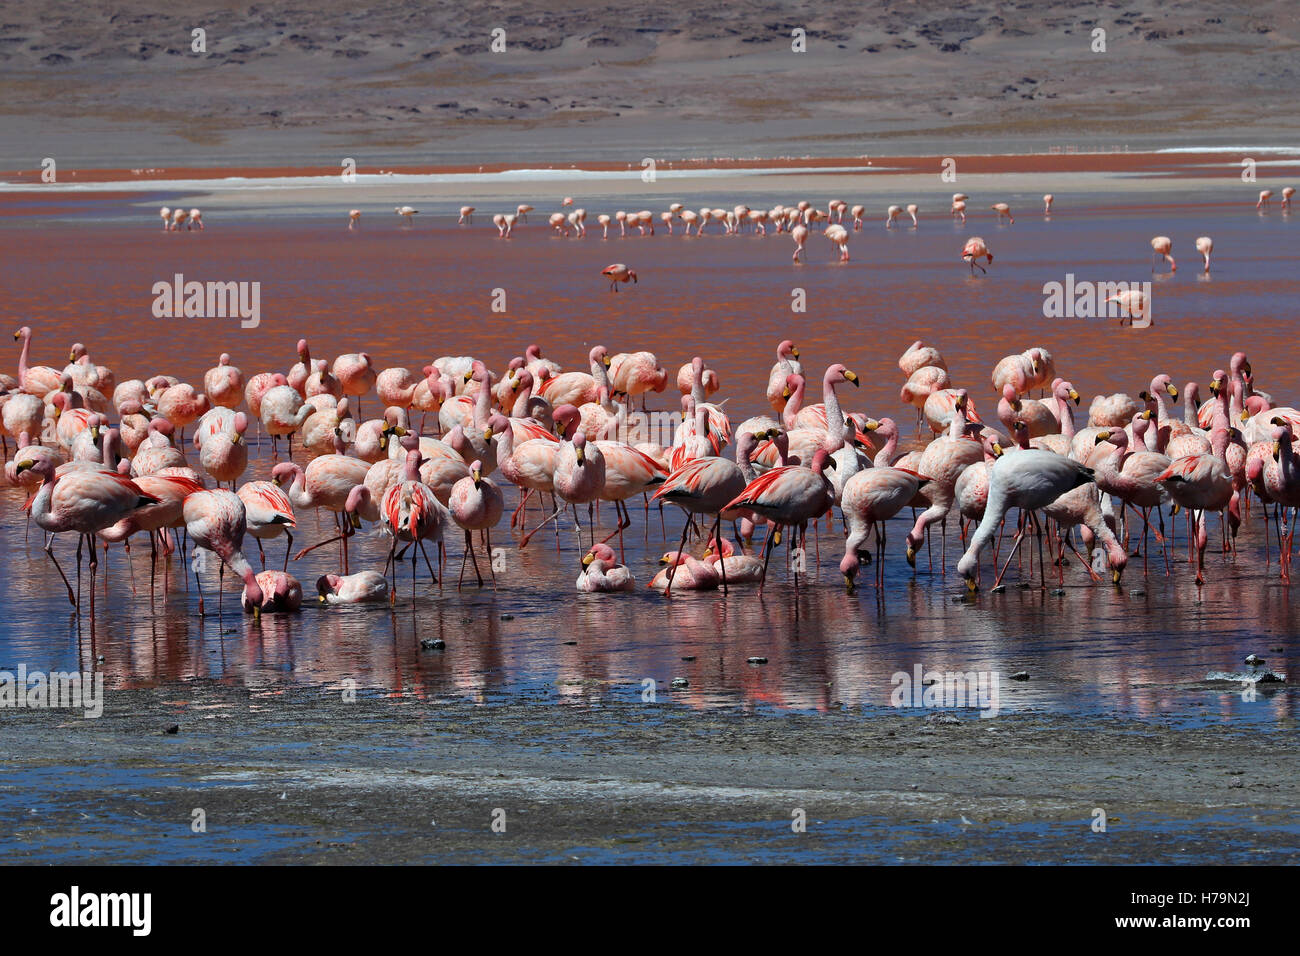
2;679;1295;864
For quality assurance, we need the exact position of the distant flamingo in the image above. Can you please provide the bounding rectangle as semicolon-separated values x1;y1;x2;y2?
1257;189;1273;210
791;223;809;262
961;237;992;274
1195;235;1213;273
991;202;1014;224
1043;194;1053;215
348;210;361;230
395;205;418;226
602;263;637;291
825;224;849;260
1151;235;1176;272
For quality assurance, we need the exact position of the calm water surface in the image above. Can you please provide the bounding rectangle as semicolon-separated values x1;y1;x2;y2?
0;190;1296;727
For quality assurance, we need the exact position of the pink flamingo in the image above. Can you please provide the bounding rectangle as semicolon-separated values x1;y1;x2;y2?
723;447;836;594
13;326;63;396
962;237;992;274
242;571;301;613
332;352;377;415
318;571;389;604
348;210;361;230
381;444;449;596
237;480;296;571
520;405;604;549
791;223;809;261
840;465;929;591
1257;190;1273;210
578;543;636;592
991;202;1014;224
16;457;157;612
1157;426;1234;585
449;460;504;589
1150;235;1176;272
601;263;637;291
1195;236;1213;273
204;353;243;409
458;206;475;224
183;489;264;616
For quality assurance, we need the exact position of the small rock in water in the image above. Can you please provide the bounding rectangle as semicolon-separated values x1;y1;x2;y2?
680;655;696;662
95;655;105;663
1050;588;1065;596
500;614;514;621
1245;654;1265;667
420;638;445;651
163;724;179;735
1129;588;1146;597
562;640;577;646
1009;671;1030;681
925;712;960;725
990;584;1007;594
747;656;769;665
671;678;689;688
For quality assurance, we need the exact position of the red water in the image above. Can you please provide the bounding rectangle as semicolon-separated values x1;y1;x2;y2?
1;196;1297;725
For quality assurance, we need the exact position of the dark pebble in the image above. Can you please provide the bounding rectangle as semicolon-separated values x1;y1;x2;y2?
163;724;179;735
1010;671;1030;681
1050;588;1065;596
500;614;514;621
990;584;1007;594
747;656;768;665
1245;654;1265;666
680;655;696;661
419;638;445;650
671;678;689;688
562;640;577;646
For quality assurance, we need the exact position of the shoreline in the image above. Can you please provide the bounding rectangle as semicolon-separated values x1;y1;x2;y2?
6;150;1300;190
2;681;1296;864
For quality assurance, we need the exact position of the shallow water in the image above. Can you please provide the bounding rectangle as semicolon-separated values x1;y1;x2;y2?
0;190;1296;728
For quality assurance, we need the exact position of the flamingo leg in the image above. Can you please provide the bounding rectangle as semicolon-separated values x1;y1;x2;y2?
43;535;77;607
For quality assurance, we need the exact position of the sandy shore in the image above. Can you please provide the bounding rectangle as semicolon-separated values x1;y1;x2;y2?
3;681;1296;863
3;1;1298;170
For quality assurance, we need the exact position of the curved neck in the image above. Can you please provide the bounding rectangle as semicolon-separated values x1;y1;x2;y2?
782;379;804;431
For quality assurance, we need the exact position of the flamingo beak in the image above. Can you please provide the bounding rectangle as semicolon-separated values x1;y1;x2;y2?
965;577;977;594
15;459;34;473
575;446;585;464
603;355;611;368
1240;410;1250;422
1094;432;1111;444
791;348;799;359
1069;389;1080;405
992;443;1004;457
463;370;473;383
581;552;594;568
844;370;859;386
1166;384;1179;400
1274;440;1281;460
1112;568;1122;585
231;433;243;445
350;512;362;529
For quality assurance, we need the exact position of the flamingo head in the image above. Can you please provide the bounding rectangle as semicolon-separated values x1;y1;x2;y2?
590;345;610;367
582;543;617;570
317;574;342;600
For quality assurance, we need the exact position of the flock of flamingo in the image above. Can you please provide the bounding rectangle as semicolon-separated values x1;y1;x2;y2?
4;310;1299;623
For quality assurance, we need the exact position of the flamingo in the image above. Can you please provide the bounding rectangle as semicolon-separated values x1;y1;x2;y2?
517;204;534;222
203;353;243;409
1043;194;1054;215
457;206;474;224
951;200;967;224
183;489;264;616
381;445;449;596
159;206;171;230
348;210;361;230
1157;426;1234;585
318;571;389;604
395;205;418;226
13;326;63;396
957;450;1099;591
791;223;809;262
1257;189;1273;210
1282;186;1295;210
840;463;929;591
237;480;296;571
766;340;802;413
824;224;849;260
520;405;604;549
188;208;204;231
1195;236;1213;273
962;237;992;274
886;205;902;228
449;460;504;589
577;543;636;592
991;202;1014;224
1151;235;1176;272
602;263;637;292
723;447;836;594
15;458;157;612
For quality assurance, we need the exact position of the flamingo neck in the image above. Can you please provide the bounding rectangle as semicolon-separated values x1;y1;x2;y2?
872;429;898;468
782;379;804;431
